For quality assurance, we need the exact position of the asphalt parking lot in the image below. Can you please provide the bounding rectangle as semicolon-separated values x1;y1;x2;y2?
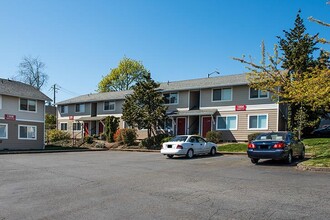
0;151;329;220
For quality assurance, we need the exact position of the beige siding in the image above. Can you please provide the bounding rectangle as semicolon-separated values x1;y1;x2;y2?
97;100;124;115
165;91;189;112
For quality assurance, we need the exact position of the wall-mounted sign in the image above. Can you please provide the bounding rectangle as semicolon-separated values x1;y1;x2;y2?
5;114;16;121
69;116;74;120
235;105;246;111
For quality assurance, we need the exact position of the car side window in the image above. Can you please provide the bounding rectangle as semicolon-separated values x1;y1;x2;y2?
197;137;205;143
189;137;196;143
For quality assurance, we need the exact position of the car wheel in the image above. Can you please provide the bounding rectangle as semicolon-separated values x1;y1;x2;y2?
186;149;194;159
210;147;216;156
286;151;293;164
251;158;259;164
167;155;174;159
299;148;305;160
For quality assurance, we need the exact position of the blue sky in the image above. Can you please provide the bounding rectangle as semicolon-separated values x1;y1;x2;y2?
0;0;329;102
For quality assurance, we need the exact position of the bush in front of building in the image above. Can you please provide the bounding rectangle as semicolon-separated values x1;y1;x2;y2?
84;135;93;144
47;129;70;142
115;128;137;146
247;132;263;142
206;131;222;144
139;133;170;149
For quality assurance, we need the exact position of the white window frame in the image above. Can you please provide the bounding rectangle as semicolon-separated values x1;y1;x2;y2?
73;122;82;131
18;125;37;140
0;123;8;139
216;115;238;130
0;95;2;109
248;114;268;130
75;104;85;113
19;98;37;112
249;88;269;100
103;101;115;111
163;92;179;105
60;105;68;114
60;123;68;131
212;88;233;102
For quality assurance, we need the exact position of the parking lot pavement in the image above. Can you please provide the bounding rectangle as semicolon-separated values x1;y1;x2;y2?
0;151;329;220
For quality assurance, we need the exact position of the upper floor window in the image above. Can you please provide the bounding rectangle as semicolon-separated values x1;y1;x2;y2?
249;114;268;130
0;123;8;139
104;101;115;111
164;93;178;104
20;98;36;112
75;104;85;113
216;115;237;130
213;88;232;101
60;123;68;131
249;88;269;99
18;125;37;140
60;105;68;114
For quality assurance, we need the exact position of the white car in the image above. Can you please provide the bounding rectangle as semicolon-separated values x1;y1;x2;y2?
161;135;217;159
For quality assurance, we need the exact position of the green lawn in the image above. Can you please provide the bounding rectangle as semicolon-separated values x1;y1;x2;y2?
302;138;330;167
217;143;247;152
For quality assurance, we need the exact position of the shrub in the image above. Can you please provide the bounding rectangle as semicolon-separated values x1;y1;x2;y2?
95;142;106;148
248;132;263;142
47;129;70;142
139;133;170;149
206;131;222;143
115;128;137;146
161;136;173;144
114;129;122;142
84;135;93;144
104;116;120;142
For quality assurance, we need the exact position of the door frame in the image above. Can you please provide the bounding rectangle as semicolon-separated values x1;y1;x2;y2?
201;116;212;138
176;117;186;135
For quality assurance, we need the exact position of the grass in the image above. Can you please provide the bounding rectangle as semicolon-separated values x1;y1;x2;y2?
302;138;330;167
217;143;247;152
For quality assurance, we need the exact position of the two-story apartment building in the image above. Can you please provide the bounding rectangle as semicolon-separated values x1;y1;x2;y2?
0;78;51;150
56;73;287;142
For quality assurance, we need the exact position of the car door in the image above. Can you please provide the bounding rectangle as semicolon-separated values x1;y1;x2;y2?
187;136;199;154
197;137;208;154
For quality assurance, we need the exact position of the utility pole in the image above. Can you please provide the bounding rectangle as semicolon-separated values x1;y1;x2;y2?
50;84;60;105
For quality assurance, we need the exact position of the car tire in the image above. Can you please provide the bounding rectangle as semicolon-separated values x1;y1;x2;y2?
286;151;293;164
251;158;259;164
210;147;216;156
186;149;194;159
167;155;174;159
299;148;305;160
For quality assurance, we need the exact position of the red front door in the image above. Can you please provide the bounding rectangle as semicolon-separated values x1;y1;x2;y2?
202;116;212;137
99;122;104;134
84;123;89;136
177;118;186;135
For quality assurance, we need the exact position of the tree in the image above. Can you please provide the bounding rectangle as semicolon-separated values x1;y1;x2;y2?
104;116;120;142
18;56;48;90
98;57;149;92
122;74;168;139
45;113;56;130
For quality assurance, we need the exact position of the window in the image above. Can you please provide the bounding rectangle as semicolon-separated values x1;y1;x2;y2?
104;101;115;111
0;95;2;109
60;105;68;114
0;123;8;139
19;125;37;140
216;116;237;130
213;88;232;101
73;123;81;131
75;104;85;113
249;114;268;129
60;123;68;131
164;93;178;104
249;88;269;99
20;98;36;112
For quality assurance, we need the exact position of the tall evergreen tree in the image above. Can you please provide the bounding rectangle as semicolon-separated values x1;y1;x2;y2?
122;74;168;138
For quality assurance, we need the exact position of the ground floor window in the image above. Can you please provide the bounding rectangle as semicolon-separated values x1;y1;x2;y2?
249;114;268;129
73;123;82;131
19;125;37;140
216;115;237;130
60;123;68;131
0;123;8;139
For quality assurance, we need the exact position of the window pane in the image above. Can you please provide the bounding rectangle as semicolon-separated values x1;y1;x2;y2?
221;88;232;101
76;104;80;112
249;116;258;129
61;123;67;130
164;94;170;104
217;117;226;129
0;125;6;138
213;89;221;101
258;115;267;128
260;90;268;98
80;104;85;112
20;126;27;138
20;99;28;110
170;93;177;103
250;88;259;98
28;100;36;111
27;126;36;139
227;116;237;129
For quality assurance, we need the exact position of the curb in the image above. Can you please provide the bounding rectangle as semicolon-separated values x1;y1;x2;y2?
108;148;159;153
296;164;330;172
0;148;108;155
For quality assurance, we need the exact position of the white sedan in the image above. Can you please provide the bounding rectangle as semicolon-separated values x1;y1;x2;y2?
161;135;217;159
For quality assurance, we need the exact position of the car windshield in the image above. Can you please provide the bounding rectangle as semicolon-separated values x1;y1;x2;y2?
255;133;286;141
170;136;188;142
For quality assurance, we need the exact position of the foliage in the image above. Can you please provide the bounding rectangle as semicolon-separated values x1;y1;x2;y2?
114;128;137;146
247;132;263;142
139;133;170;149
45;114;56;130
17;56;48;90
122;74;168;139
98;57;149;92
84;135;93;144
47;129;70;142
205;131;222;143
114;129;122;142
217;143;247;153
161;136;173;144
104;116;120;142
302;138;330;167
